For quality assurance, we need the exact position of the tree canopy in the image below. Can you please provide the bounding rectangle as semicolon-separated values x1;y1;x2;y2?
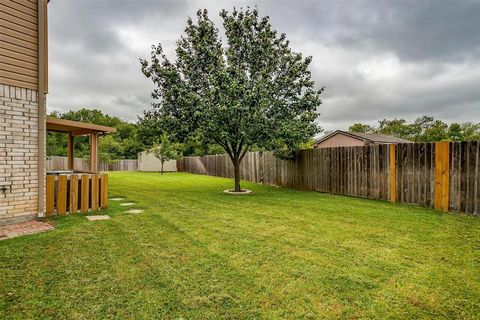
140;8;323;191
348;116;480;142
47;109;144;162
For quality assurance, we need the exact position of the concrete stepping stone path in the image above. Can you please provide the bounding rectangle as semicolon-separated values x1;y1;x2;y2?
120;202;135;206
125;209;144;214
110;197;125;201
86;215;111;221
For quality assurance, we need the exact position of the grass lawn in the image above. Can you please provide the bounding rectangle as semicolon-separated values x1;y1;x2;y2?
1;172;480;319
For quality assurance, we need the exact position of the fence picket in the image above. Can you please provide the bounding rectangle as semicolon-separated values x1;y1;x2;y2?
57;175;67;215
100;174;108;209
70;175;78;213
81;175;89;212
46;175;55;216
91;174;99;211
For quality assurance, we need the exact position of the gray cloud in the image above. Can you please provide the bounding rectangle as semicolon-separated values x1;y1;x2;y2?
47;0;480;130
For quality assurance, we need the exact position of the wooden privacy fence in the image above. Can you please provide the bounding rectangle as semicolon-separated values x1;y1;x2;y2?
47;156;90;171
45;173;108;216
177;141;480;215
99;159;138;172
47;156;138;172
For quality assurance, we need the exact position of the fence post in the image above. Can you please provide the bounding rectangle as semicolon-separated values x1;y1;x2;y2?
70;175;78;214
81;175;90;212
434;141;450;211
45;175;55;216
389;144;396;203
91;174;99;211
57;175;67;215
100;174;108;209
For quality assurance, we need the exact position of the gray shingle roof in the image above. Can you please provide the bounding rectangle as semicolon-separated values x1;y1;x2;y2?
344;131;412;143
315;130;412;145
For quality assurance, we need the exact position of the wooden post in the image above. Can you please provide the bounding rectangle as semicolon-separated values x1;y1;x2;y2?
45;175;55;216
81;175;90;212
57;175;67;215
434;141;450;211
67;133;74;170
91;174;99;211
389;144;396;203
69;175;78;214
100;174;108;208
90;132;98;172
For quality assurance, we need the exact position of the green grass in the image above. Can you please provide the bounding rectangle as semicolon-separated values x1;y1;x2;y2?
1;172;480;319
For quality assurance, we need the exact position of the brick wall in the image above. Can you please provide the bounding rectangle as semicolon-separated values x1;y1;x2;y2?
0;84;41;225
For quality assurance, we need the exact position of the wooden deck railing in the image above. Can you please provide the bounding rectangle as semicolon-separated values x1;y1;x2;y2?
45;173;108;216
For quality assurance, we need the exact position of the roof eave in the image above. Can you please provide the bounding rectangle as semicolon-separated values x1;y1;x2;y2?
46;117;117;135
315;130;372;145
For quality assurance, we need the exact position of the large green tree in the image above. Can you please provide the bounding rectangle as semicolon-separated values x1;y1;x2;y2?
141;8;323;191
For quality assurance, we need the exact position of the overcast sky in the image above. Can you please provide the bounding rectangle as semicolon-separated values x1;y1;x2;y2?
47;0;480;131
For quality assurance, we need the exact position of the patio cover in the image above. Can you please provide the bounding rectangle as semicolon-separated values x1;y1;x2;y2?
46;117;117;172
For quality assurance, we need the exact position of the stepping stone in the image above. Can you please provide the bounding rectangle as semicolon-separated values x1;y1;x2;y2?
120;202;135;206
86;215;111;221
125;209;144;214
110;197;125;201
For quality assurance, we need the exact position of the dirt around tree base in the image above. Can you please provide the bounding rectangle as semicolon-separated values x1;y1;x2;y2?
223;189;252;195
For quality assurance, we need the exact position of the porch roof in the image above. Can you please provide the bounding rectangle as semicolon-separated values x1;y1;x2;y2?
46;117;117;173
46;117;117;136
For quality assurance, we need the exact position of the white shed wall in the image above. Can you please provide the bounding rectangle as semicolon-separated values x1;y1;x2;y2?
138;151;177;172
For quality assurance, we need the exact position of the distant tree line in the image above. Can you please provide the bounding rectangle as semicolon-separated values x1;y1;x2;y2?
348;116;480;142
47;109;145;162
48;110;479;163
47;108;225;161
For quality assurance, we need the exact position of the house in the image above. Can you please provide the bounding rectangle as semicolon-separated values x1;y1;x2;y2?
1;0;115;225
314;130;411;148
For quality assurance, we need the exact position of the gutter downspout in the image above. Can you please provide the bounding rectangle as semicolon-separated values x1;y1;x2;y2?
37;0;47;217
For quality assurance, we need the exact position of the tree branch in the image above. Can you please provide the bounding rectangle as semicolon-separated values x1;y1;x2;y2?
215;138;235;162
239;145;250;162
237;139;244;156
214;138;228;151
229;140;238;161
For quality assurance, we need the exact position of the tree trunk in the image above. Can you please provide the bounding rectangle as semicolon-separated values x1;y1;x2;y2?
233;160;241;192
161;161;164;175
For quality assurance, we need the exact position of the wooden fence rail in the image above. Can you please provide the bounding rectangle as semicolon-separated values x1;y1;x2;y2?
177;141;480;215
47;156;138;172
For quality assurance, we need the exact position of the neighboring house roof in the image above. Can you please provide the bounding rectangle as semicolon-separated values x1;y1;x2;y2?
315;130;412;145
